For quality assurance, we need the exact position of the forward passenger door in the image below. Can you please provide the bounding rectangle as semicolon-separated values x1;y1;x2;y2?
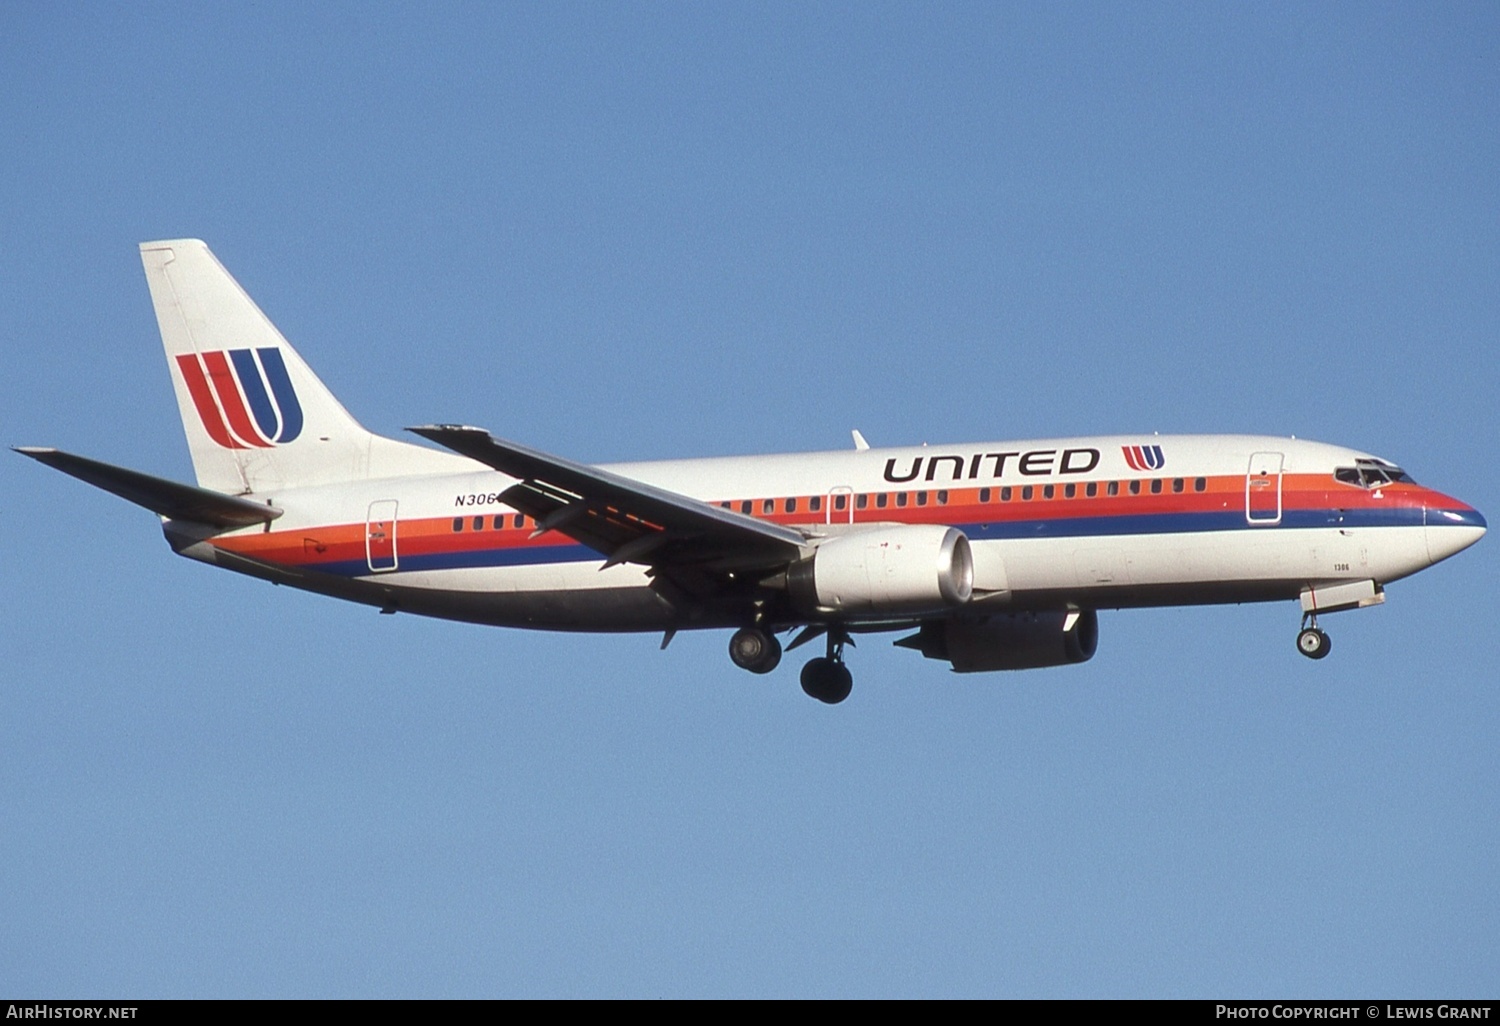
1246;453;1283;525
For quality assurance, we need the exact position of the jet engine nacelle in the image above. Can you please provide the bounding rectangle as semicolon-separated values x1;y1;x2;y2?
788;525;973;616
898;609;1099;672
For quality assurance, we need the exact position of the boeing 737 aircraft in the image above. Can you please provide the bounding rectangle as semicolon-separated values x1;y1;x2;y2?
17;240;1487;702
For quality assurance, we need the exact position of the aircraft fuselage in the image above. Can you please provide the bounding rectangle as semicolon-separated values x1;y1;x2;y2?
178;434;1483;633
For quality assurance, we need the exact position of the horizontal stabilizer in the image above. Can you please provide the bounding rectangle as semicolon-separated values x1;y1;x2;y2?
14;447;282;528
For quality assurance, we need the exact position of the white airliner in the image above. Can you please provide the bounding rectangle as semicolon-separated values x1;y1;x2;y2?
17;240;1487;702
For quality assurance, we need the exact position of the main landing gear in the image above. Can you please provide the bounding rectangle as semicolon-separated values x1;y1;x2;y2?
729;626;782;674
1297;613;1332;660
728;625;854;703
799;629;853;705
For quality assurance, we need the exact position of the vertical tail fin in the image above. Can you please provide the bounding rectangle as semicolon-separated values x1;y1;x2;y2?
140;239;464;493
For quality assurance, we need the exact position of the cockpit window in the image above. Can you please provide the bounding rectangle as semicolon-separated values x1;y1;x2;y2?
1334;458;1415;488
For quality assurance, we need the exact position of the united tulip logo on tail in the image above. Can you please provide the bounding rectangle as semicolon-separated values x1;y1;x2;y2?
177;347;304;448
1122;444;1165;471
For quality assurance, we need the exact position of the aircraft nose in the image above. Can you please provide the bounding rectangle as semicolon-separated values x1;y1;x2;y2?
1425;499;1487;565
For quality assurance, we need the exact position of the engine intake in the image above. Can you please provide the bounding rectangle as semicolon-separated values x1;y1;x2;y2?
788;525;973;617
897;610;1099;672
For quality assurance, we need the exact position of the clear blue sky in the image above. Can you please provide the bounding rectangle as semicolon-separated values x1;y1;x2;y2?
3;2;1496;998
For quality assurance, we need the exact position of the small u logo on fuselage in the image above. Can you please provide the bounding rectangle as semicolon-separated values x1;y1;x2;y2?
177;347;304;449
1122;444;1165;471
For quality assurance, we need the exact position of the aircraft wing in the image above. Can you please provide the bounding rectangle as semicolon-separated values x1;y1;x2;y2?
408;425;807;574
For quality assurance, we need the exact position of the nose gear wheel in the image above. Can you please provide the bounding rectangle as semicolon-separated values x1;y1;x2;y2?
1297;613;1331;660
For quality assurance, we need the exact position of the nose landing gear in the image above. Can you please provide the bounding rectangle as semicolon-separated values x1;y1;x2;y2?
1297;613;1331;660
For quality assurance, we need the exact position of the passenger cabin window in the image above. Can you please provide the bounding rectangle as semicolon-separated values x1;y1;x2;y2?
1064;483;1076;498
857;494;868;509
1021;485;1033;501
1107;481;1119;496
1150;480;1162;495
1129;481;1141;495
979;488;991;503
937;490;948;505
1043;484;1055;499
762;498;775;514
1086;482;1098;498
473;516;484;531
876;494;888;509
452;517;464;532
833;494;845;510
1001;487;1012;502
810;496;822;512
741;500;752;515
1194;477;1206;492
1172;478;1184;493
514;514;524;528
785;497;797;513
896;493;908;508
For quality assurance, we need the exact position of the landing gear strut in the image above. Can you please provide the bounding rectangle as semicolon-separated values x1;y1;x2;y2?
800;628;853;704
729;627;782;674
1297;613;1331;660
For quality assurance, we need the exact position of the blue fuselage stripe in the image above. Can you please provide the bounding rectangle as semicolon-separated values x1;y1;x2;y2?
302;505;1438;578
958;506;1422;539
318;542;588;578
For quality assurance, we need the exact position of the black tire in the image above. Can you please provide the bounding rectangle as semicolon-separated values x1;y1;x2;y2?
1297;628;1331;660
823;662;853;704
730;628;782;674
800;657;853;704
